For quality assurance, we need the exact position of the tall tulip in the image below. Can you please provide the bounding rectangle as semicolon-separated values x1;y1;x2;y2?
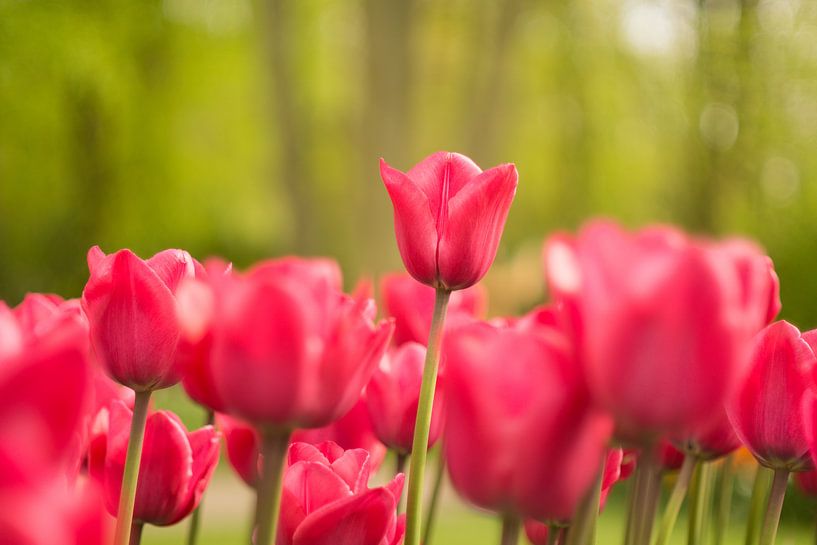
82;246;197;545
381;152;517;545
89;401;220;535
728;321;816;545
183;257;393;545
443;321;612;527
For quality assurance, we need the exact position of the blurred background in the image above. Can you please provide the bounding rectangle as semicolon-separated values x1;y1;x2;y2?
2;0;817;543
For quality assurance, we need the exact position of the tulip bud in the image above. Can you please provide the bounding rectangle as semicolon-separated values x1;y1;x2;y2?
727;321;815;471
365;342;444;454
90;401;220;526
380;152;518;290
82;247;196;391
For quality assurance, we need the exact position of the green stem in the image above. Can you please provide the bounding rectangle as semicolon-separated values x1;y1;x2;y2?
624;464;643;545
687;460;714;545
758;469;789;545
113;390;152;545
422;450;446;545
745;466;774;545
566;457;605;545
547;525;560;545
500;513;521;545
254;429;292;545
712;456;735;545
404;288;451;545
632;447;660;545
186;409;215;545
129;522;143;545
655;455;697;545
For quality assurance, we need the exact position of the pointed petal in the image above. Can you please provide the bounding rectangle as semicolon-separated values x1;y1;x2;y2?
380;158;438;286
329;449;370;494
292;487;396;545
146;249;196;294
166;426;220;524
437;163;518;289
405;151;482;208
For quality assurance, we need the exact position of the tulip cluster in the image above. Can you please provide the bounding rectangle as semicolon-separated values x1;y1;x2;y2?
5;150;817;545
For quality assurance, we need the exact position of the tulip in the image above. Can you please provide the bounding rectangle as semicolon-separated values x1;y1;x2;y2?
443;320;612;523
365;342;443;455
543;221;766;442
727;321;816;545
89;400;220;531
380;152;518;291
380;272;486;346
183;257;392;545
216;414;260;488
279;441;405;545
82;246;196;391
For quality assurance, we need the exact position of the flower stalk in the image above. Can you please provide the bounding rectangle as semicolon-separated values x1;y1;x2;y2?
404;288;450;545
113;390;152;545
255;429;293;545
655;455;697;545
758;469;789;545
422;450;446;545
500;513;521;545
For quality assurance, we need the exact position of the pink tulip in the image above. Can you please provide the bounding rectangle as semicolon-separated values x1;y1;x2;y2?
380;152;518;290
380;272;486;345
193;256;393;429
365;342;443;453
279;441;405;545
90;400;220;526
543;221;768;441
801;389;817;470
524;521;553;545
217;414;260;488
443;321;612;522
82;246;197;391
727;321;815;471
674;409;741;461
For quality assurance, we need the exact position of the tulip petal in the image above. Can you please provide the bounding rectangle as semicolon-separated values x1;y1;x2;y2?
405;151;482;214
166;427;220;525
437;163;518;289
288;442;330;466
292;487;396;545
146;249;195;294
217;414;259;487
330;449;370;494
82;249;182;390
380;159;438;285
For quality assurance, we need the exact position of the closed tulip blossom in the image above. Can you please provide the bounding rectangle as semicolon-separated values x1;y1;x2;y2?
90;401;220;531
543;221;769;442
365;342;443;455
279;442;405;545
181;257;393;545
380;273;486;346
380;152;517;291
443;321;612;525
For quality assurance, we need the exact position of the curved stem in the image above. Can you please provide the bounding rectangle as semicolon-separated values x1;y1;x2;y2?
758;469;789;545
500;513;521;545
687;460;714;545
404;288;451;545
745;466;773;545
255;429;292;545
422;450;446;545
713;456;735;545
655;455;697;545
113;390;152;545
186;409;215;545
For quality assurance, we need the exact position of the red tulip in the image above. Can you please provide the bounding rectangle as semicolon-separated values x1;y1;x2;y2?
90;400;220;526
443;321;612;522
380;152;518;290
365;342;443;453
543;221;765;441
727;321;815;471
198;257;393;428
659;440;685;471
801;389;817;471
674;409;741;461
380;272;486;345
524;521;553;545
82;246;196;391
279;441;405;545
